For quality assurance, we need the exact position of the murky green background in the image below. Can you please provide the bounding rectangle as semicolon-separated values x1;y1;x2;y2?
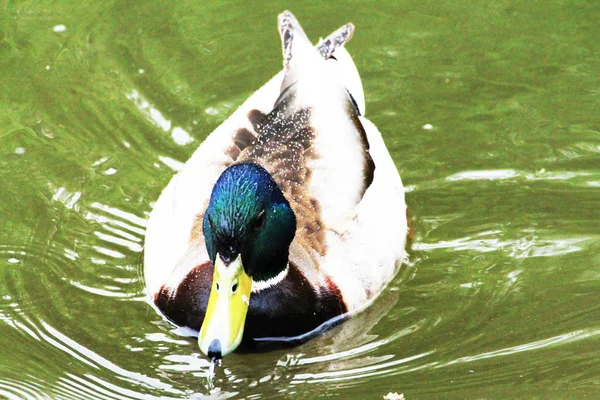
1;1;599;398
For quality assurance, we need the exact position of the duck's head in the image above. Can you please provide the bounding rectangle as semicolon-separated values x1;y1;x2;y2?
198;162;296;359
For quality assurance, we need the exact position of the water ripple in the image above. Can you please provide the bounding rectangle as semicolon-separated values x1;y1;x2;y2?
291;352;433;384
0;378;46;400
440;328;600;367
415;231;599;259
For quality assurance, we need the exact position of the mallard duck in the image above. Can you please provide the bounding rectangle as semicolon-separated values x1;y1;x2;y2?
144;11;407;359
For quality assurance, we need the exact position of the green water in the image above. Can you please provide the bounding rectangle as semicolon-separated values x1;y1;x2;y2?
1;1;599;398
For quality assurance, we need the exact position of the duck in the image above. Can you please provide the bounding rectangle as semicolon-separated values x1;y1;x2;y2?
144;11;408;359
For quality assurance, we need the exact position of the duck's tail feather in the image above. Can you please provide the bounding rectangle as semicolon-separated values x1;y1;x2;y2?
278;11;321;76
277;11;365;115
316;23;354;59
278;11;308;68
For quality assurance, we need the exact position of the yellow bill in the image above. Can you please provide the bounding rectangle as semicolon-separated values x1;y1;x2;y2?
198;253;252;359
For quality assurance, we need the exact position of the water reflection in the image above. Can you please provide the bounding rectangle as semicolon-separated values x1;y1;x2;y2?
126;90;172;133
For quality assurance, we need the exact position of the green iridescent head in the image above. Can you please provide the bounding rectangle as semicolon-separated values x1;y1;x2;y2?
203;162;296;281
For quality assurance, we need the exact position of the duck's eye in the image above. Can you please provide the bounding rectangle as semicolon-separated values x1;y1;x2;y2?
216;282;220;291
254;211;266;231
231;282;238;293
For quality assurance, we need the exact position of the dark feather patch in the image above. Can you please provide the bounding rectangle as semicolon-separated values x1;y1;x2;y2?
248;109;267;131
241;262;347;345
224;127;258;162
154;261;213;329
347;101;375;195
233;128;256;151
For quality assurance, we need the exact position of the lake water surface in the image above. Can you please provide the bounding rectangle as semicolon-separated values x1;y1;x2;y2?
1;1;599;399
